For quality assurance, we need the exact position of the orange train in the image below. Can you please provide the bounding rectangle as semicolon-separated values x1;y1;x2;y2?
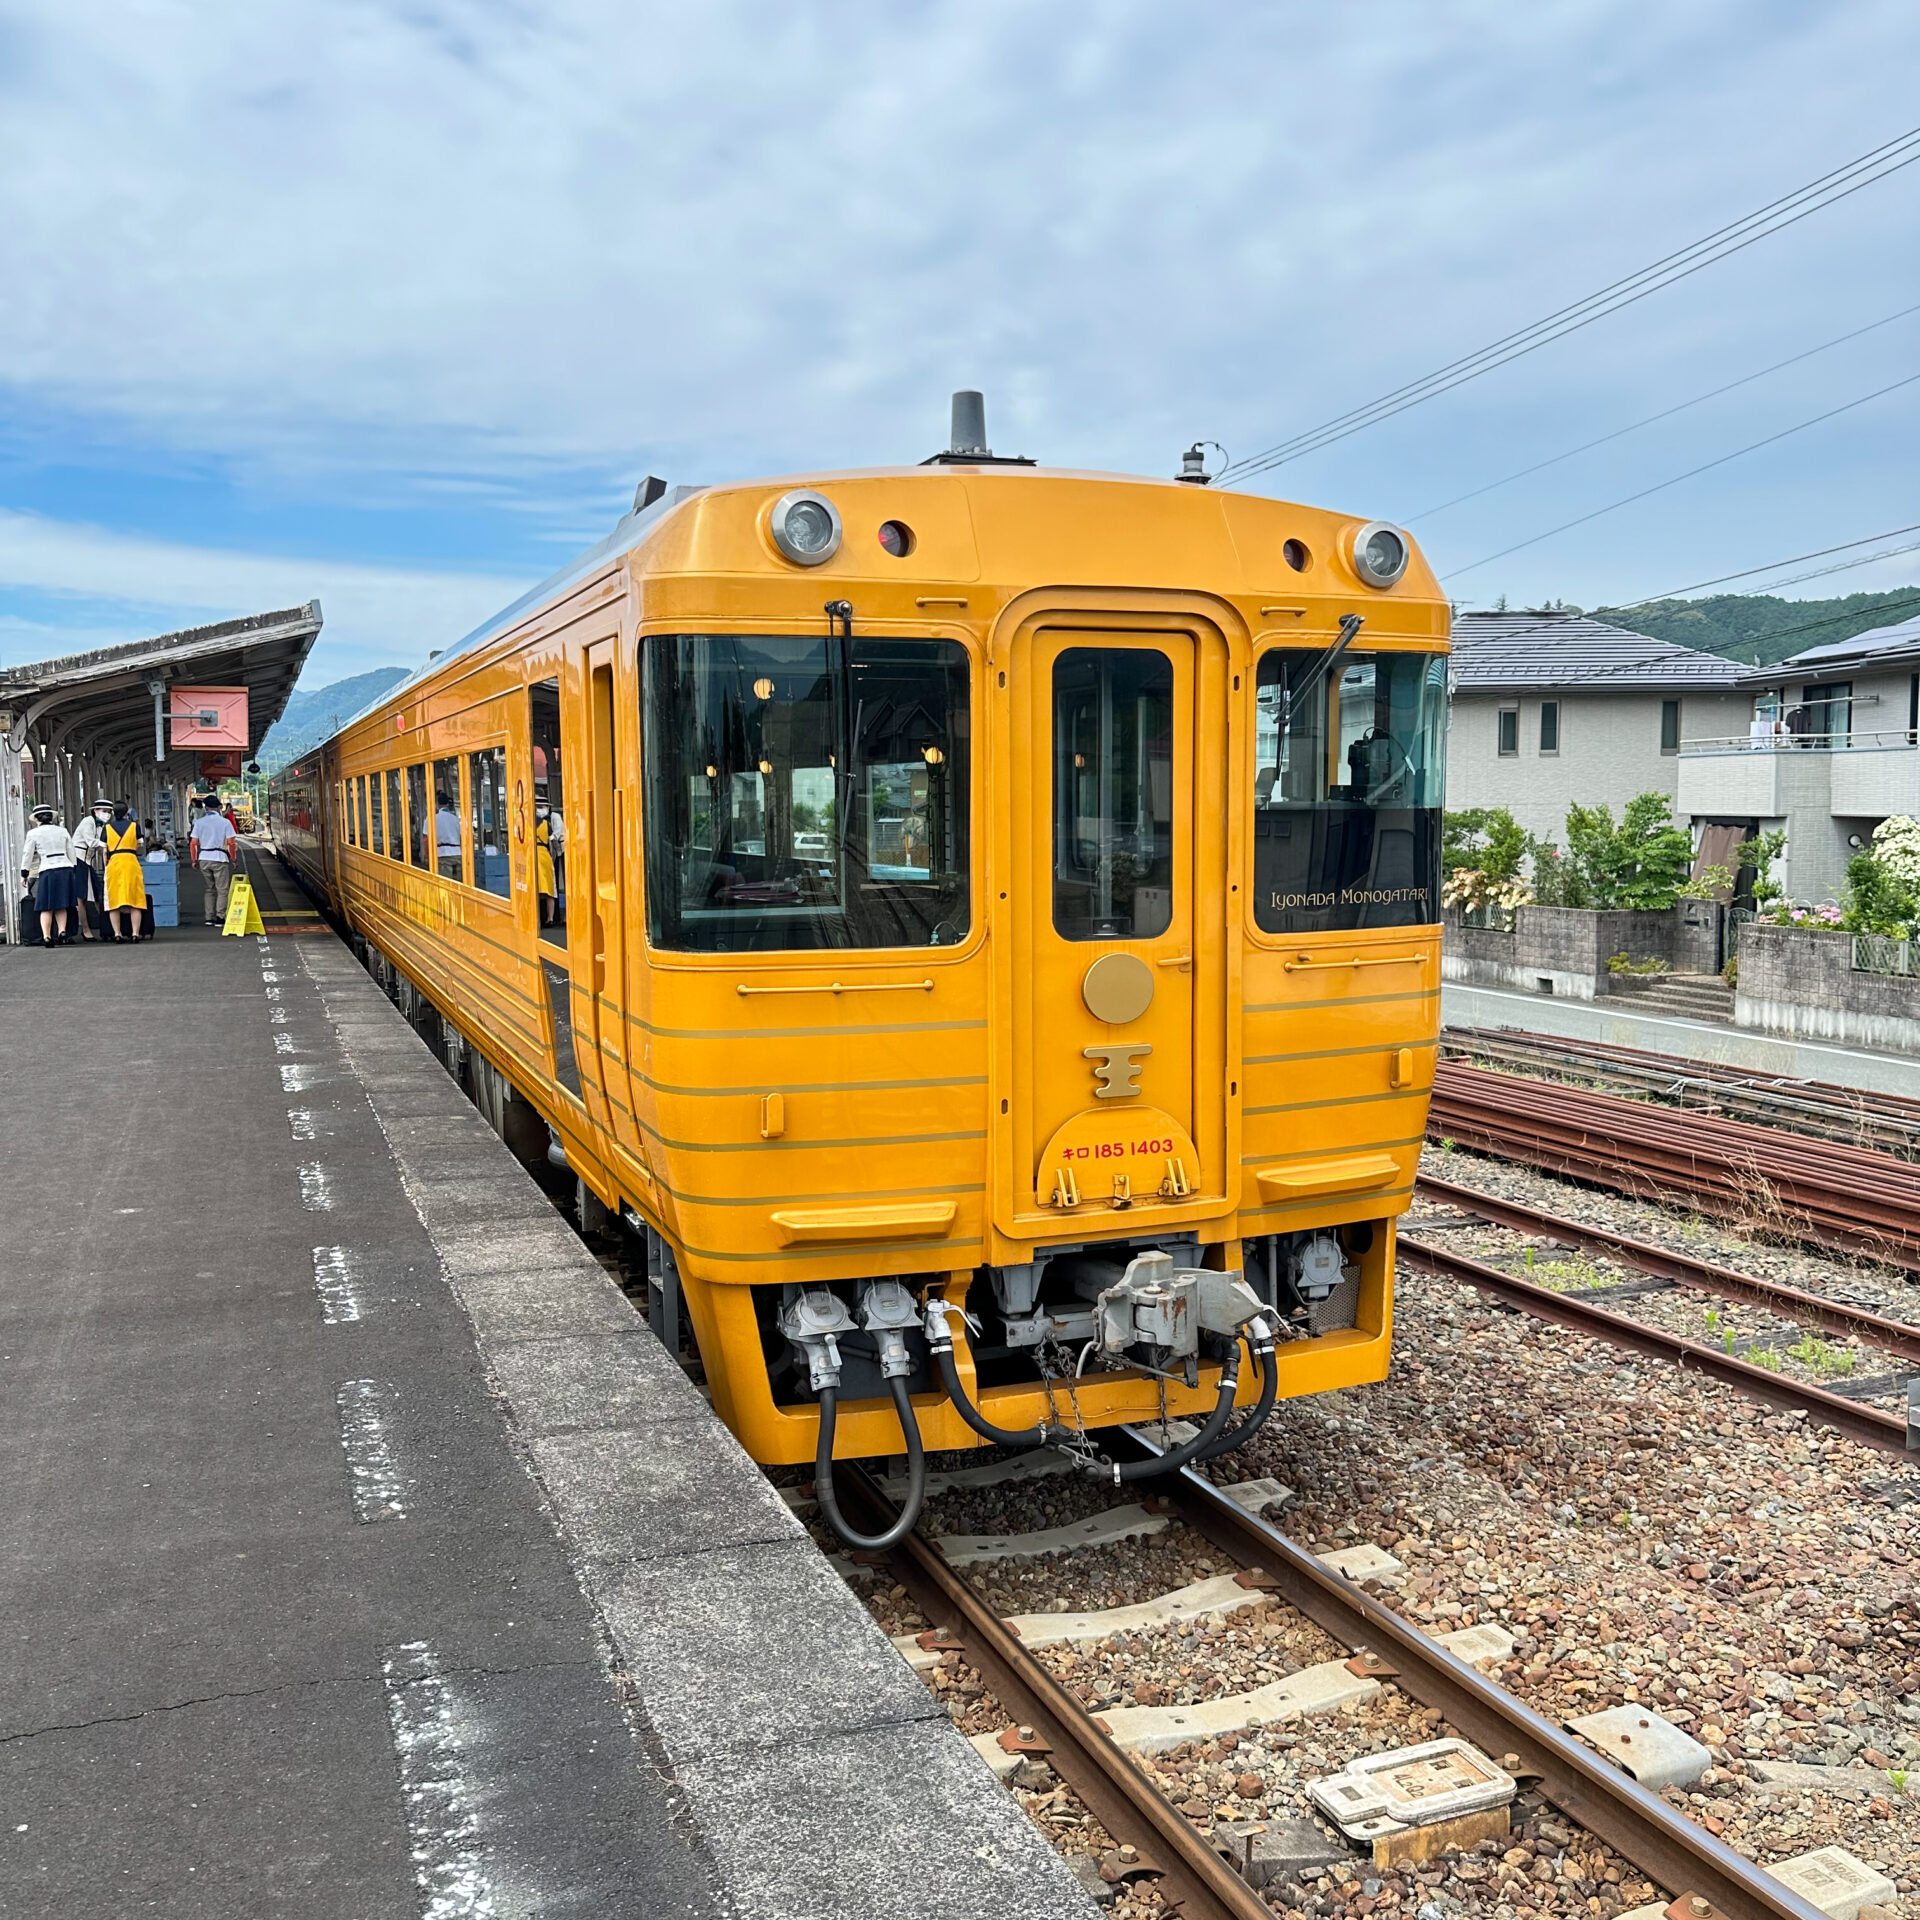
272;397;1450;1545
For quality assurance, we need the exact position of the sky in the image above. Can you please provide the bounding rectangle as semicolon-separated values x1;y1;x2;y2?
3;1;1919;685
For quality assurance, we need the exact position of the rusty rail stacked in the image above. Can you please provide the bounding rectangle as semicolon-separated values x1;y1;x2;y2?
1441;1026;1920;1161
1428;1061;1920;1275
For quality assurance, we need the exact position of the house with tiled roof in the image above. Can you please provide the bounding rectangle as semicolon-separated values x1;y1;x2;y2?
1446;608;1749;848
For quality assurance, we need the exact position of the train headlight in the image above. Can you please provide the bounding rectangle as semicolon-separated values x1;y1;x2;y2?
1351;520;1410;589
768;489;843;566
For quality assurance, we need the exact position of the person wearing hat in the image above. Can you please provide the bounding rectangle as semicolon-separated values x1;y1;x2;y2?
67;800;111;941
189;791;238;925
20;802;78;947
103;801;147;942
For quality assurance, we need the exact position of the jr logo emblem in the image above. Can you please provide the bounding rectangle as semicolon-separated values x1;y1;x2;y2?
1084;1043;1151;1100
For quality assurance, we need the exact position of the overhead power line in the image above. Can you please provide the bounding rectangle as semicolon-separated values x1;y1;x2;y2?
1219;122;1920;484
1408;298;1920;523
1444;367;1920;578
1616;521;1920;604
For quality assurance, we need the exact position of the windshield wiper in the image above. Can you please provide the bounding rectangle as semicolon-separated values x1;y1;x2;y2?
1279;612;1365;731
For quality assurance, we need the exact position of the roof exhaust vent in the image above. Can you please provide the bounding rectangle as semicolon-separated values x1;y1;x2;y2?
949;390;989;458
921;391;1037;468
633;475;669;513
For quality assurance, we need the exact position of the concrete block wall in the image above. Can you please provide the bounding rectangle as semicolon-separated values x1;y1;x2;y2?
1442;905;1682;1000
1734;923;1920;1054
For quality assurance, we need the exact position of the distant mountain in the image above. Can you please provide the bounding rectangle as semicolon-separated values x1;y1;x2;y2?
1592;587;1920;667
260;667;409;771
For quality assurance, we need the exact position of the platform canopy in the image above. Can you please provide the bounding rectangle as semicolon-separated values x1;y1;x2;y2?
0;601;322;940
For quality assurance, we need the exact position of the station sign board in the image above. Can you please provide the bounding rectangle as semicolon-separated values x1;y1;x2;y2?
169;686;250;749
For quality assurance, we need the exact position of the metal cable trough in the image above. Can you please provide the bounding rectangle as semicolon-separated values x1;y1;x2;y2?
1428;1062;1920;1274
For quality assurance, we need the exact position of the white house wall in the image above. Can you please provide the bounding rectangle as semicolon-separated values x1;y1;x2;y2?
1446;691;1740;846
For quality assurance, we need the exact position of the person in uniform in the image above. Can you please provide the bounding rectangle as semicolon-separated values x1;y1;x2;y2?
68;801;111;941
20;802;77;947
104;802;148;942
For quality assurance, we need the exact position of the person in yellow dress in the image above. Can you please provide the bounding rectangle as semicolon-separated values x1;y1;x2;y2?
104;801;148;942
535;806;558;929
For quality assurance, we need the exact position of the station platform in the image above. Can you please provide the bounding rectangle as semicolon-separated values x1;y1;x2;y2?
1443;979;1920;1102
0;848;1095;1919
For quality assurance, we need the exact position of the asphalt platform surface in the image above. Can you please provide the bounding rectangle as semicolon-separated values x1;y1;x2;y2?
0;849;1096;1919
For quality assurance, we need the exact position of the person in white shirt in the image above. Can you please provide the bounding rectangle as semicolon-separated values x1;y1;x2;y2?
433;788;462;880
66;802;111;941
20;802;77;947
190;796;239;925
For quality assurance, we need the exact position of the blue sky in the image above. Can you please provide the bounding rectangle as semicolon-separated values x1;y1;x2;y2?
3;1;1919;684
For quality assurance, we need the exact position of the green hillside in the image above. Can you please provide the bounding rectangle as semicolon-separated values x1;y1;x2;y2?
1593;586;1920;666
260;667;408;771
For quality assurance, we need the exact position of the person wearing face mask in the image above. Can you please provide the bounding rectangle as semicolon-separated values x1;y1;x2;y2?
104;801;148;942
535;801;558;928
67;801;112;942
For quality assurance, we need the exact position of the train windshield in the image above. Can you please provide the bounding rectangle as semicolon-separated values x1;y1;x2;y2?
642;634;971;952
1252;647;1446;934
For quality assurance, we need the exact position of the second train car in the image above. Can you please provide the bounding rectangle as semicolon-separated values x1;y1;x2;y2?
272;395;1450;1545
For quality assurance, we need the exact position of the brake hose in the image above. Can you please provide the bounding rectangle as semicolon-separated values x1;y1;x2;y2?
812;1375;926;1552
926;1311;1056;1449
1189;1318;1281;1464
1098;1339;1244;1483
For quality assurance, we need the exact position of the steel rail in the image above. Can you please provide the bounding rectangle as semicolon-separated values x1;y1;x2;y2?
1414;1172;1920;1365
837;1466;1272;1920
1127;1433;1829;1920
1429;1064;1920;1274
1397;1233;1912;1456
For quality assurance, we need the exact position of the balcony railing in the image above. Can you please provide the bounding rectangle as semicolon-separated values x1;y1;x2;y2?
1679;729;1917;754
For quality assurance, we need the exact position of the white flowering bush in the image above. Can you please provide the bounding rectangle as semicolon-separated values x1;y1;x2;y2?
1442;868;1534;913
1872;815;1920;889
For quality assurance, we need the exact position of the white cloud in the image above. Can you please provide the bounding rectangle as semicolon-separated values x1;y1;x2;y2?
0;510;527;681
1;1;1917;614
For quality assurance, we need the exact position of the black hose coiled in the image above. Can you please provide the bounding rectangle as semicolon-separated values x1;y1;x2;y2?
1188;1321;1281;1464
930;1337;1055;1449
1100;1340;1244;1483
812;1375;926;1551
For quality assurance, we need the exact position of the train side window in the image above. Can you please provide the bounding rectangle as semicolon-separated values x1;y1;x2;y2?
468;747;510;898
369;771;384;854
1251;648;1448;934
356;775;369;849
1052;647;1174;940
643;634;970;952
433;757;464;883
530;680;567;946
342;782;355;847
407;764;431;870
384;769;403;860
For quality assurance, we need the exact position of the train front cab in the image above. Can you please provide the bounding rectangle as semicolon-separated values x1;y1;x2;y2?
631;569;1447;1490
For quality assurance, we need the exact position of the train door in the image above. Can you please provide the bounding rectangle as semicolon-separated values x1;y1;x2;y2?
999;615;1231;1237
581;636;642;1160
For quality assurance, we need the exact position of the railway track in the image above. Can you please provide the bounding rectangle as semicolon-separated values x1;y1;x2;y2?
1414;1172;1920;1368
1397;1227;1915;1460
839;1444;1833;1920
1428;1061;1920;1275
1442;1027;1920;1162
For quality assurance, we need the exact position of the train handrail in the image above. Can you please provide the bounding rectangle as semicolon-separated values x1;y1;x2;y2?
1282;951;1428;973
735;977;936;996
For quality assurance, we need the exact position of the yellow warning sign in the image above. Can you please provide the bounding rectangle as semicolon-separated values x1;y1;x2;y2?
222;875;267;937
